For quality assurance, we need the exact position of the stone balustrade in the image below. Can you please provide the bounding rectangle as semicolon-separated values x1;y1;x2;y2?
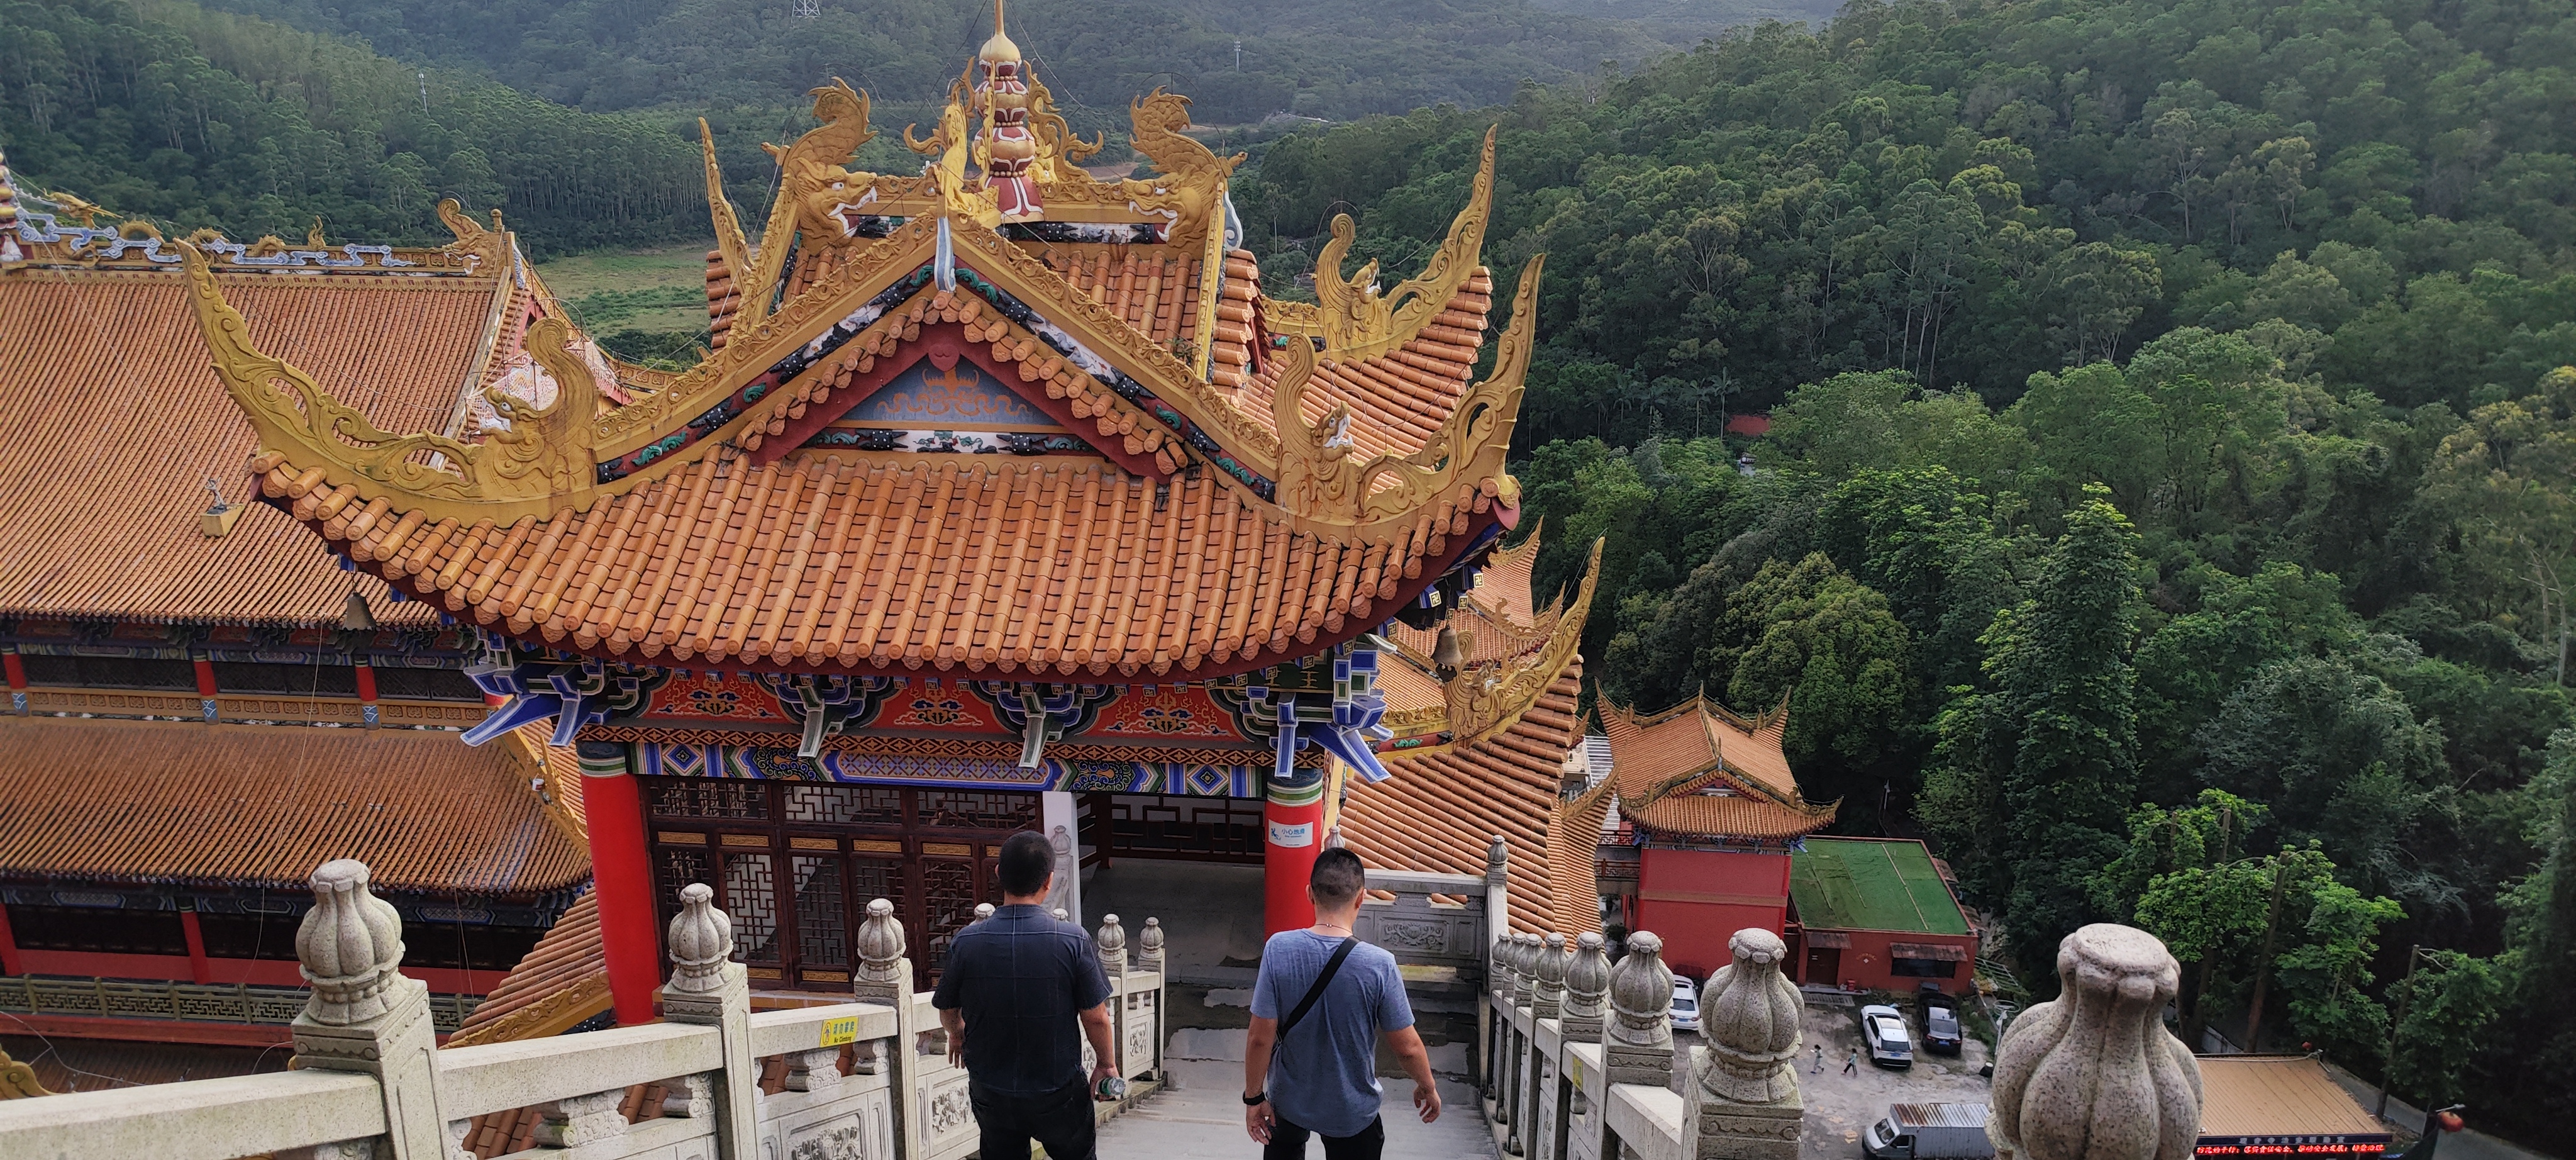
0;859;1168;1160
1472;845;2205;1160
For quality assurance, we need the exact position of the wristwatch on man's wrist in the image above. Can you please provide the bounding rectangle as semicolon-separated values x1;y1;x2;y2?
1241;1091;1267;1106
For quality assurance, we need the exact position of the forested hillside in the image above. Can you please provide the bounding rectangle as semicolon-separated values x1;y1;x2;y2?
177;0;1683;124
0;0;714;247
1241;0;2576;1133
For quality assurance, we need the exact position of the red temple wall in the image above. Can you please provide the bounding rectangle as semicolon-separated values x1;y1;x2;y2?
1633;847;1791;979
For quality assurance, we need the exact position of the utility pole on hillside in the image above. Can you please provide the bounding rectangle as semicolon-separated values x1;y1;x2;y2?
1235;40;1243;70
418;70;428;116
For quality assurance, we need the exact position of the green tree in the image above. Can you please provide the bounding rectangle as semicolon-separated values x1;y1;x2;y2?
1710;553;1911;805
2199;657;2455;913
1921;485;2145;977
2386;949;2511;1108
2421;367;2576;683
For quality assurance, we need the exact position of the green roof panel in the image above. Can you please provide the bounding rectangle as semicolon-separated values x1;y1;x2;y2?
1789;838;1972;935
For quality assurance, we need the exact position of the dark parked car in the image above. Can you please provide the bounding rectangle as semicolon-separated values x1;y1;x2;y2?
1915;983;1962;1055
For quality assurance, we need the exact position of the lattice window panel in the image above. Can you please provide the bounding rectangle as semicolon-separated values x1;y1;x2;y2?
792;855;849;970
648;780;768;820
656;848;713;912
785;784;902;825
918;790;1038;830
919;857;979;982
724;852;782;965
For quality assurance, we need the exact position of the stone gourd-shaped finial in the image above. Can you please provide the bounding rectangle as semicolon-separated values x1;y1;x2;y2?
1561;931;1611;1039
1533;933;1569;1018
854;898;907;1000
1698;929;1804;1104
975;903;996;923
1511;933;1540;1005
296;859;408;1025
1492;933;1518;999
1053;908;1070;922
1097;913;1128;977
1606;930;1676;1083
1990;925;2203;1160
666;883;734;995
1486;834;1509;886
1139;917;1166;973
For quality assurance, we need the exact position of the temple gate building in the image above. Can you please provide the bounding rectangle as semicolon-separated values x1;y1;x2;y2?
172;12;1606;1027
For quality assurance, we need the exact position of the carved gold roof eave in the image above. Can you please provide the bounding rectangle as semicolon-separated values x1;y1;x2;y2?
191;219;1541;551
1273;125;1497;362
1440;536;1599;750
441;972;613;1049
1382;535;1598;762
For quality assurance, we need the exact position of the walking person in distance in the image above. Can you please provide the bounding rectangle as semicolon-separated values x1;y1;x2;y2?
1242;847;1441;1160
933;830;1120;1160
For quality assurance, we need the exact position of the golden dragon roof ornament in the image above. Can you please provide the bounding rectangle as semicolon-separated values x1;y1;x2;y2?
1289;125;1498;362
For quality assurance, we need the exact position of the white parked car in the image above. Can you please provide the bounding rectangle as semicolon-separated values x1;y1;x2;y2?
1670;976;1701;1033
1860;1003;1913;1068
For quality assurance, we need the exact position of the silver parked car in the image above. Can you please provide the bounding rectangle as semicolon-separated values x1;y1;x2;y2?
1671;976;1701;1033
1860;1003;1913;1068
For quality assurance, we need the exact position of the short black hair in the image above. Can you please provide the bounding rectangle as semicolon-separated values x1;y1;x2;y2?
1309;847;1366;906
999;830;1055;897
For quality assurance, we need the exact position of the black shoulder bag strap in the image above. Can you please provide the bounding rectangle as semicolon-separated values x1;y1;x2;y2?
1266;936;1358;1076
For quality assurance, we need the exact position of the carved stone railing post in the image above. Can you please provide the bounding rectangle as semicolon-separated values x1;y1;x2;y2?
1562;932;1609;1040
290;859;450;1160
1139;917;1165;974
1511;932;1540;1008
975;902;996;923
857;896;931;1160
853;898;911;1005
1533;933;1568;1020
1990;925;2203;1160
1685;929;1804;1160
664;883;757;1160
1098;913;1128;978
1606;930;1675;1087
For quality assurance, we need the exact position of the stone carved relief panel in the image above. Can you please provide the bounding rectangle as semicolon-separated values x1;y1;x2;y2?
782;1087;896;1160
923;1074;975;1140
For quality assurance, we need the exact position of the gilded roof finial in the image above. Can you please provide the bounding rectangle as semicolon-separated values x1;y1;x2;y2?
979;0;1020;63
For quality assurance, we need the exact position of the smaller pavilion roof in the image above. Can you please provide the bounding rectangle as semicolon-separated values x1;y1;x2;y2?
1599;694;1835;841
1789;837;1971;935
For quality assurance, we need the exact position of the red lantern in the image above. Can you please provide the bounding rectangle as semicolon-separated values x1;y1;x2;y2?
2437;1112;2465;1133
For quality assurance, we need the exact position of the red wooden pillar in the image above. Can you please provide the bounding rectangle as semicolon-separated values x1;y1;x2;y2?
354;662;379;727
3;651;25;715
179;907;214;985
194;657;219;723
577;741;662;1025
0;901;21;975
1262;762;1327;935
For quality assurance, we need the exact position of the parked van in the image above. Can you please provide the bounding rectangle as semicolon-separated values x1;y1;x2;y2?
1862;1102;1995;1160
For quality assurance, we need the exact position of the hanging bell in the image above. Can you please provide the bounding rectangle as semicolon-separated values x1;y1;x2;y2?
1431;623;1464;678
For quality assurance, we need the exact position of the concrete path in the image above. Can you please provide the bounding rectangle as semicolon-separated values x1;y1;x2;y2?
1104;1057;1494;1160
2318;1063;2550;1160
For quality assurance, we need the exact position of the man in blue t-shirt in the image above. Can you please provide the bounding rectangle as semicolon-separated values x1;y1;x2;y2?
933;830;1119;1160
1242;847;1440;1160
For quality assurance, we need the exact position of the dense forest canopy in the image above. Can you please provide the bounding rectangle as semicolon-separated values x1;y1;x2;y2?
176;0;1694;123
6;0;2576;1138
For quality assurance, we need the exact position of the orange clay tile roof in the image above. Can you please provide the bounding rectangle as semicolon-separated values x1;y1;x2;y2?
1599;695;1836;841
267;453;1499;678
1340;534;1603;934
1036;243;1205;350
445;888;610;1048
0;715;588;898
1228;266;1497;461
0;269;496;627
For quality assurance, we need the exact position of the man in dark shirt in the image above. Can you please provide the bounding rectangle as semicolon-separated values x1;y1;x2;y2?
932;829;1118;1160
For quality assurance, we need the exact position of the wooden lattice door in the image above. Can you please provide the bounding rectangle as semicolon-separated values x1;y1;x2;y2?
643;779;1035;991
